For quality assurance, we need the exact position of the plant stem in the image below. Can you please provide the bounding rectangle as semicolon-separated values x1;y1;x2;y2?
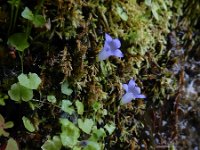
26;21;31;39
8;0;15;35
26;0;45;38
19;52;24;73
13;0;21;32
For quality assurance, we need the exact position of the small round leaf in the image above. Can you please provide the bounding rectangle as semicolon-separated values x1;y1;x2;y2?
7;33;29;52
22;116;35;132
8;83;33;102
18;73;41;90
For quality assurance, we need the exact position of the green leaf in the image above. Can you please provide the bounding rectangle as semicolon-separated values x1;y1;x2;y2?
22;116;35;132
0;98;5;106
61;100;74;115
60;119;80;148
83;141;101;150
33;15;45;27
47;95;56;104
8;83;33;102
75;100;84;115
0;114;5;123
4;121;14;129
78;118;94;134
21;7;34;20
92;102;102;112
0;116;5;135
73;147;81;150
0;114;13;137
89;127;106;141
7;33;29;52
0;128;9;137
41;136;62;150
18;73;41;89
0;94;8;106
21;7;45;27
61;80;73;96
104;123;115;135
5;138;19;150
116;5;128;21
28;101;39;110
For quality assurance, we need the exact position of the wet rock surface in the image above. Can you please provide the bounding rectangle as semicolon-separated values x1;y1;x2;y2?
174;30;200;149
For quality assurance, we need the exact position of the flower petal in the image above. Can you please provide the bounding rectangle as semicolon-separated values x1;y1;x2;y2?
103;42;110;52
128;79;136;92
105;33;112;42
122;84;128;92
132;87;142;98
111;49;123;58
136;94;146;99
98;49;111;61
133;86;141;94
121;92;135;104
110;39;121;50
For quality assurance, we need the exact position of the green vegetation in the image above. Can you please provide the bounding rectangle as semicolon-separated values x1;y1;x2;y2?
0;0;200;149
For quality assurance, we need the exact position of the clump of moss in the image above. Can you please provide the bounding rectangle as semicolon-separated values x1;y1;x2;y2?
0;0;200;149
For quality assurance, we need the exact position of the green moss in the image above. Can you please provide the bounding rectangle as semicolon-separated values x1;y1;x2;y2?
0;0;200;149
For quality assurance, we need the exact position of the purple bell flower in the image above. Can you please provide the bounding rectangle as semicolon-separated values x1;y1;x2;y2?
122;79;146;104
98;33;123;61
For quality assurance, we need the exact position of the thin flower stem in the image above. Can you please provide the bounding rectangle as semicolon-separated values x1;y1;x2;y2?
31;99;61;109
19;52;24;73
8;0;14;35
13;0;21;32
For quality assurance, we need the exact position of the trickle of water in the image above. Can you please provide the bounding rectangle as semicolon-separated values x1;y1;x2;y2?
177;47;200;149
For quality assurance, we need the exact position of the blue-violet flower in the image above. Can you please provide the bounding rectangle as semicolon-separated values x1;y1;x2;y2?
122;79;146;104
98;33;123;61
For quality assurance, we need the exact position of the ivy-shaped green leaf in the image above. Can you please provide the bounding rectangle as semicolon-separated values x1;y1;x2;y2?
7;33;29;52
60;119;80;148
41;136;62;150
18;73;41;90
61;100;74;115
22;116;35;132
8;83;33;102
104;123;116;135
21;7;45;27
83;141;101;150
78;118;94;134
21;7;34;20
61;80;73;96
47;95;56;104
33;15;45;27
89;127;106;141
